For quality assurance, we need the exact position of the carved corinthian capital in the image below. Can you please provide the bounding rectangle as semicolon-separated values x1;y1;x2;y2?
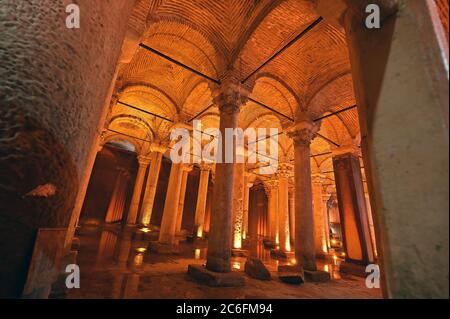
287;121;321;146
213;72;249;114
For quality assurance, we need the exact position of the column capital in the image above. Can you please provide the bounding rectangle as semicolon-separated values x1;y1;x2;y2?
137;155;152;166
263;179;279;193
199;162;214;171
287;120;321;146
150;142;168;154
213;72;250;114
331;143;361;158
182;164;194;173
311;173;327;185
277;162;293;178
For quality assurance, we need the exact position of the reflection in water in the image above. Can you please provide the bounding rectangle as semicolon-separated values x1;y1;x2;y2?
96;230;118;264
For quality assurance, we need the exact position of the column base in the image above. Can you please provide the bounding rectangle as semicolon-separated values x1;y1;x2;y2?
187;265;245;287
304;270;331;282
148;241;179;255
270;249;288;260
244;258;271;281
231;249;249;257
339;262;368;277
277;265;304;285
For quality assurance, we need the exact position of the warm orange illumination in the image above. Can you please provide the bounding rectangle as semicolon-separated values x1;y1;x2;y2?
197;227;203;238
290;259;297;265
134;253;144;266
331;239;337;245
341;252;346;257
140;227;151;233
232;262;241;270
324;265;330;273
136;247;147;253
194;249;201;260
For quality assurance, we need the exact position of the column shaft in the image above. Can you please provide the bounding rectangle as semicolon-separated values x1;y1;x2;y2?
288;121;320;271
206;103;241;273
176;167;191;232
194;167;210;237
278;174;290;251
127;157;150;225
140;151;163;226
333;153;374;264
159;163;184;245
232;163;245;249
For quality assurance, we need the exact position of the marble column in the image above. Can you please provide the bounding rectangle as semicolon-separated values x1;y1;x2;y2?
288;185;295;244
242;178;253;240
126;155;151;225
176;165;193;233
312;173;328;257
287;120;320;271
278;165;291;252
105;168;129;223
194;164;211;238
159;162;184;245
232;163;245;249
343;1;448;298
140;145;166;226
332;147;374;265
263;180;279;243
206;76;248;273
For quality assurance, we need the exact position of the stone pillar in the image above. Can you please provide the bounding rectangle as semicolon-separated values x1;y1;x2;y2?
206;76;248;273
263;180;279;243
365;192;377;257
159;162;184;245
278;165;291;252
288;185;295;244
332;147;374;265
287;120;320;271
126;155;151;225
312;173;328;257
343;1;449;298
140;145;166;226
105;169;130;223
232;163;245;249
0;0;136;298
242;178;253;240
176;165;193;233
194;164;211;237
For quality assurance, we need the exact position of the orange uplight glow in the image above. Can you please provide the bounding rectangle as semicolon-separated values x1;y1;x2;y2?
290;259;297;265
136;247;147;253
140;227;151;233
195;249;201;260
232;262;241;270
324;265;330;273
134;253;144;266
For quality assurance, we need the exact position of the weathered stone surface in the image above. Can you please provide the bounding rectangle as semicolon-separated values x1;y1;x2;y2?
148;241;179;255
187;265;245;287
270;249;288;260
304;270;331;282
245;258;271;281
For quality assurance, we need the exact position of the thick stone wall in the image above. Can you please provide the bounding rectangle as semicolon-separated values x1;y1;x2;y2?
0;0;135;297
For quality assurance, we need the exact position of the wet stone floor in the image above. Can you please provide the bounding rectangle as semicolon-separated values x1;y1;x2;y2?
64;225;382;299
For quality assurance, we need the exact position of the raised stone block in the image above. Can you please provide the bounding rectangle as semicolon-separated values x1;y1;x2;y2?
304;270;331;282
232;249;249;257
339;262;367;277
148;241;179;254
270;249;288;260
244;258;271;281
263;239;277;249
187;265;245;287
279;273;305;285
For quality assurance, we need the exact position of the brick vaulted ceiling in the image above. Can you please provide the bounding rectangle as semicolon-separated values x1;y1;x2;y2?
106;0;360;174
